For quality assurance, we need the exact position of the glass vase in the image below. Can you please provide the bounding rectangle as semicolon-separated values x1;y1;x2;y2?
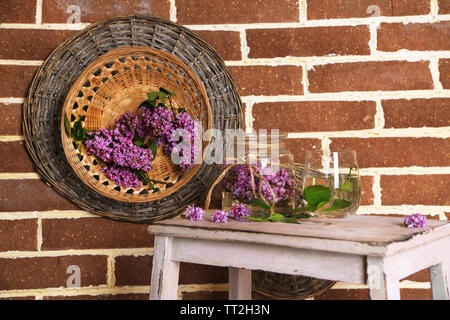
302;150;360;218
222;133;296;217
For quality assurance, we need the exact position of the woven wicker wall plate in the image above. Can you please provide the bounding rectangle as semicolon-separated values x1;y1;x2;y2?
61;47;212;202
23;16;242;222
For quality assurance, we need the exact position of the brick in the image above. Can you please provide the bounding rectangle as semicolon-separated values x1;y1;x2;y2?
439;0;450;14
194;31;241;61
382;98;450;128
0;29;76;60
42;218;154;250
228;66;303;96
114;258;228;287
330;138;450;168
0;103;23;135
43;293;148;300
0;296;35;300
315;288;370;300
42;0;170;23
0;219;37;252
114;255;152;286
439;59;450;89
0;255;107;290
0;0;36;23
182;291;228;300
315;288;432;300
381;175;449;205
308;61;433;93
177;0;299;24
179;262;228;285
360;176;374;206
401;289;432;300
403;269;430;282
252;101;375;132
247;26;370;58
0;179;77;212
0;65;38;98
307;0;430;20
0;142;35;173
378;22;450;52
284;138;322;164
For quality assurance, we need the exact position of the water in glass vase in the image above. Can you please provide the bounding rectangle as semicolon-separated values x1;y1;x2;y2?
303;172;360;218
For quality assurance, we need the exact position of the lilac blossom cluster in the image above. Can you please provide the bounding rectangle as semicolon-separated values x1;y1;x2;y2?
403;213;427;228
223;164;295;203
211;210;228;223
185;205;204;221
84;102;198;188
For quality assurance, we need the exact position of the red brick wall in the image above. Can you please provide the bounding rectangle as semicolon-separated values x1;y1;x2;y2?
0;0;449;300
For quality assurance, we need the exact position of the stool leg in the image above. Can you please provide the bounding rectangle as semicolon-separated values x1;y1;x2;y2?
430;260;450;300
367;256;400;300
150;235;180;300
228;267;252;300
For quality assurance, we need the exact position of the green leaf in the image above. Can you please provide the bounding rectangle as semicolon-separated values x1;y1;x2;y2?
320;199;352;212
282;217;301;224
72;119;85;141
338;180;353;192
303;185;331;206
316;200;329;211
177;107;187;113
133;136;145;148
242;216;268;222
64;113;71;137
135;170;150;184
268;213;284;222
148;138;158;161
146;92;160;101
159;87;176;97
290;213;311;219
249;198;271;211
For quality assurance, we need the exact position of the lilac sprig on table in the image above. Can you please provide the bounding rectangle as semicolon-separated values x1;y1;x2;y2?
66;87;199;189
186;202;307;224
211;210;228;223
185;205;204;221
403;213;427;228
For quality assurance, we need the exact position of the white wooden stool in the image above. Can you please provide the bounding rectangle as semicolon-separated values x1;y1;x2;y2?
148;212;450;300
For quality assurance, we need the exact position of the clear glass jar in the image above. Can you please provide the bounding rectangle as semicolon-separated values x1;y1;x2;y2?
222;133;296;216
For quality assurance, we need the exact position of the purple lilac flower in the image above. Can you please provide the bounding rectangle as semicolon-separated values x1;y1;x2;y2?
185;205;204;221
211;210;228;223
101;164;140;188
112;140;153;171
85;127;153;171
223;164;295;203
115;111;140;139
84;128;116;163
163;112;199;172
261;168;295;202
141;106;174;142
228;202;250;221
403;213;427;228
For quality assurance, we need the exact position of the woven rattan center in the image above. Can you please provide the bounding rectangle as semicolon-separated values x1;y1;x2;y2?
61;47;212;202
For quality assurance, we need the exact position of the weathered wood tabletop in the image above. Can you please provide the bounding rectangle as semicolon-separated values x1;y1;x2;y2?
148;212;450;300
